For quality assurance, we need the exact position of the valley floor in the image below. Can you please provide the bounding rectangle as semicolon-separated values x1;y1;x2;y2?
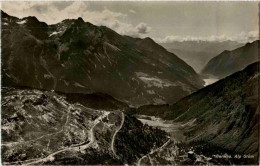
137;115;189;142
136;115;201;165
136;115;256;165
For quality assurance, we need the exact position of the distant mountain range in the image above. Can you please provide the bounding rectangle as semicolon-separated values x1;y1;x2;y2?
1;11;204;106
135;61;259;163
160;40;244;72
201;40;259;79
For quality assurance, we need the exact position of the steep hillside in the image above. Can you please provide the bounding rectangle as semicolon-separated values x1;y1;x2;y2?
161;40;244;72
1;87;168;165
1;11;204;106
135;62;259;163
201;40;259;78
58;92;129;110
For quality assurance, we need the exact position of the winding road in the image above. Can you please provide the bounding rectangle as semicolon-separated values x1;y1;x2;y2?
2;105;71;148
137;138;171;166
22;111;110;165
111;112;125;158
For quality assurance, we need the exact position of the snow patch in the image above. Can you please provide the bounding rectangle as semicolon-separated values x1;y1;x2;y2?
49;31;62;37
17;20;27;24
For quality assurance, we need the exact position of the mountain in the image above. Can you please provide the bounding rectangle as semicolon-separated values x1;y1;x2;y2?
134;62;259;164
1;87;168;165
201;40;259;79
160;40;244;72
1;11;204;106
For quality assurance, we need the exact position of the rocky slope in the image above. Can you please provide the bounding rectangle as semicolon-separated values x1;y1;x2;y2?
1;11;204;106
1;87;168;165
134;62;259;164
161;40;244;72
201;40;259;79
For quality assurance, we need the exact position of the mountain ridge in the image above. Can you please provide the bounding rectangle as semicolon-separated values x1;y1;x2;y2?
2;10;204;106
201;40;259;79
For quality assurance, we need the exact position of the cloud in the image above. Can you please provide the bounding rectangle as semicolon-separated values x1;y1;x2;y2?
129;9;136;14
156;31;259;43
2;1;151;37
136;23;151;34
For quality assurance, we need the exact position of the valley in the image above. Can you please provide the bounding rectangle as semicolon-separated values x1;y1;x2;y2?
135;62;259;165
136;107;258;165
160;40;244;72
1;4;259;165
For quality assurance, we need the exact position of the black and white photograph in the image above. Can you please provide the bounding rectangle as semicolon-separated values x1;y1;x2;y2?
0;1;259;165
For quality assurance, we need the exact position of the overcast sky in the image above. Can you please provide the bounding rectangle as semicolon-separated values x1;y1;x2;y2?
1;1;259;43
